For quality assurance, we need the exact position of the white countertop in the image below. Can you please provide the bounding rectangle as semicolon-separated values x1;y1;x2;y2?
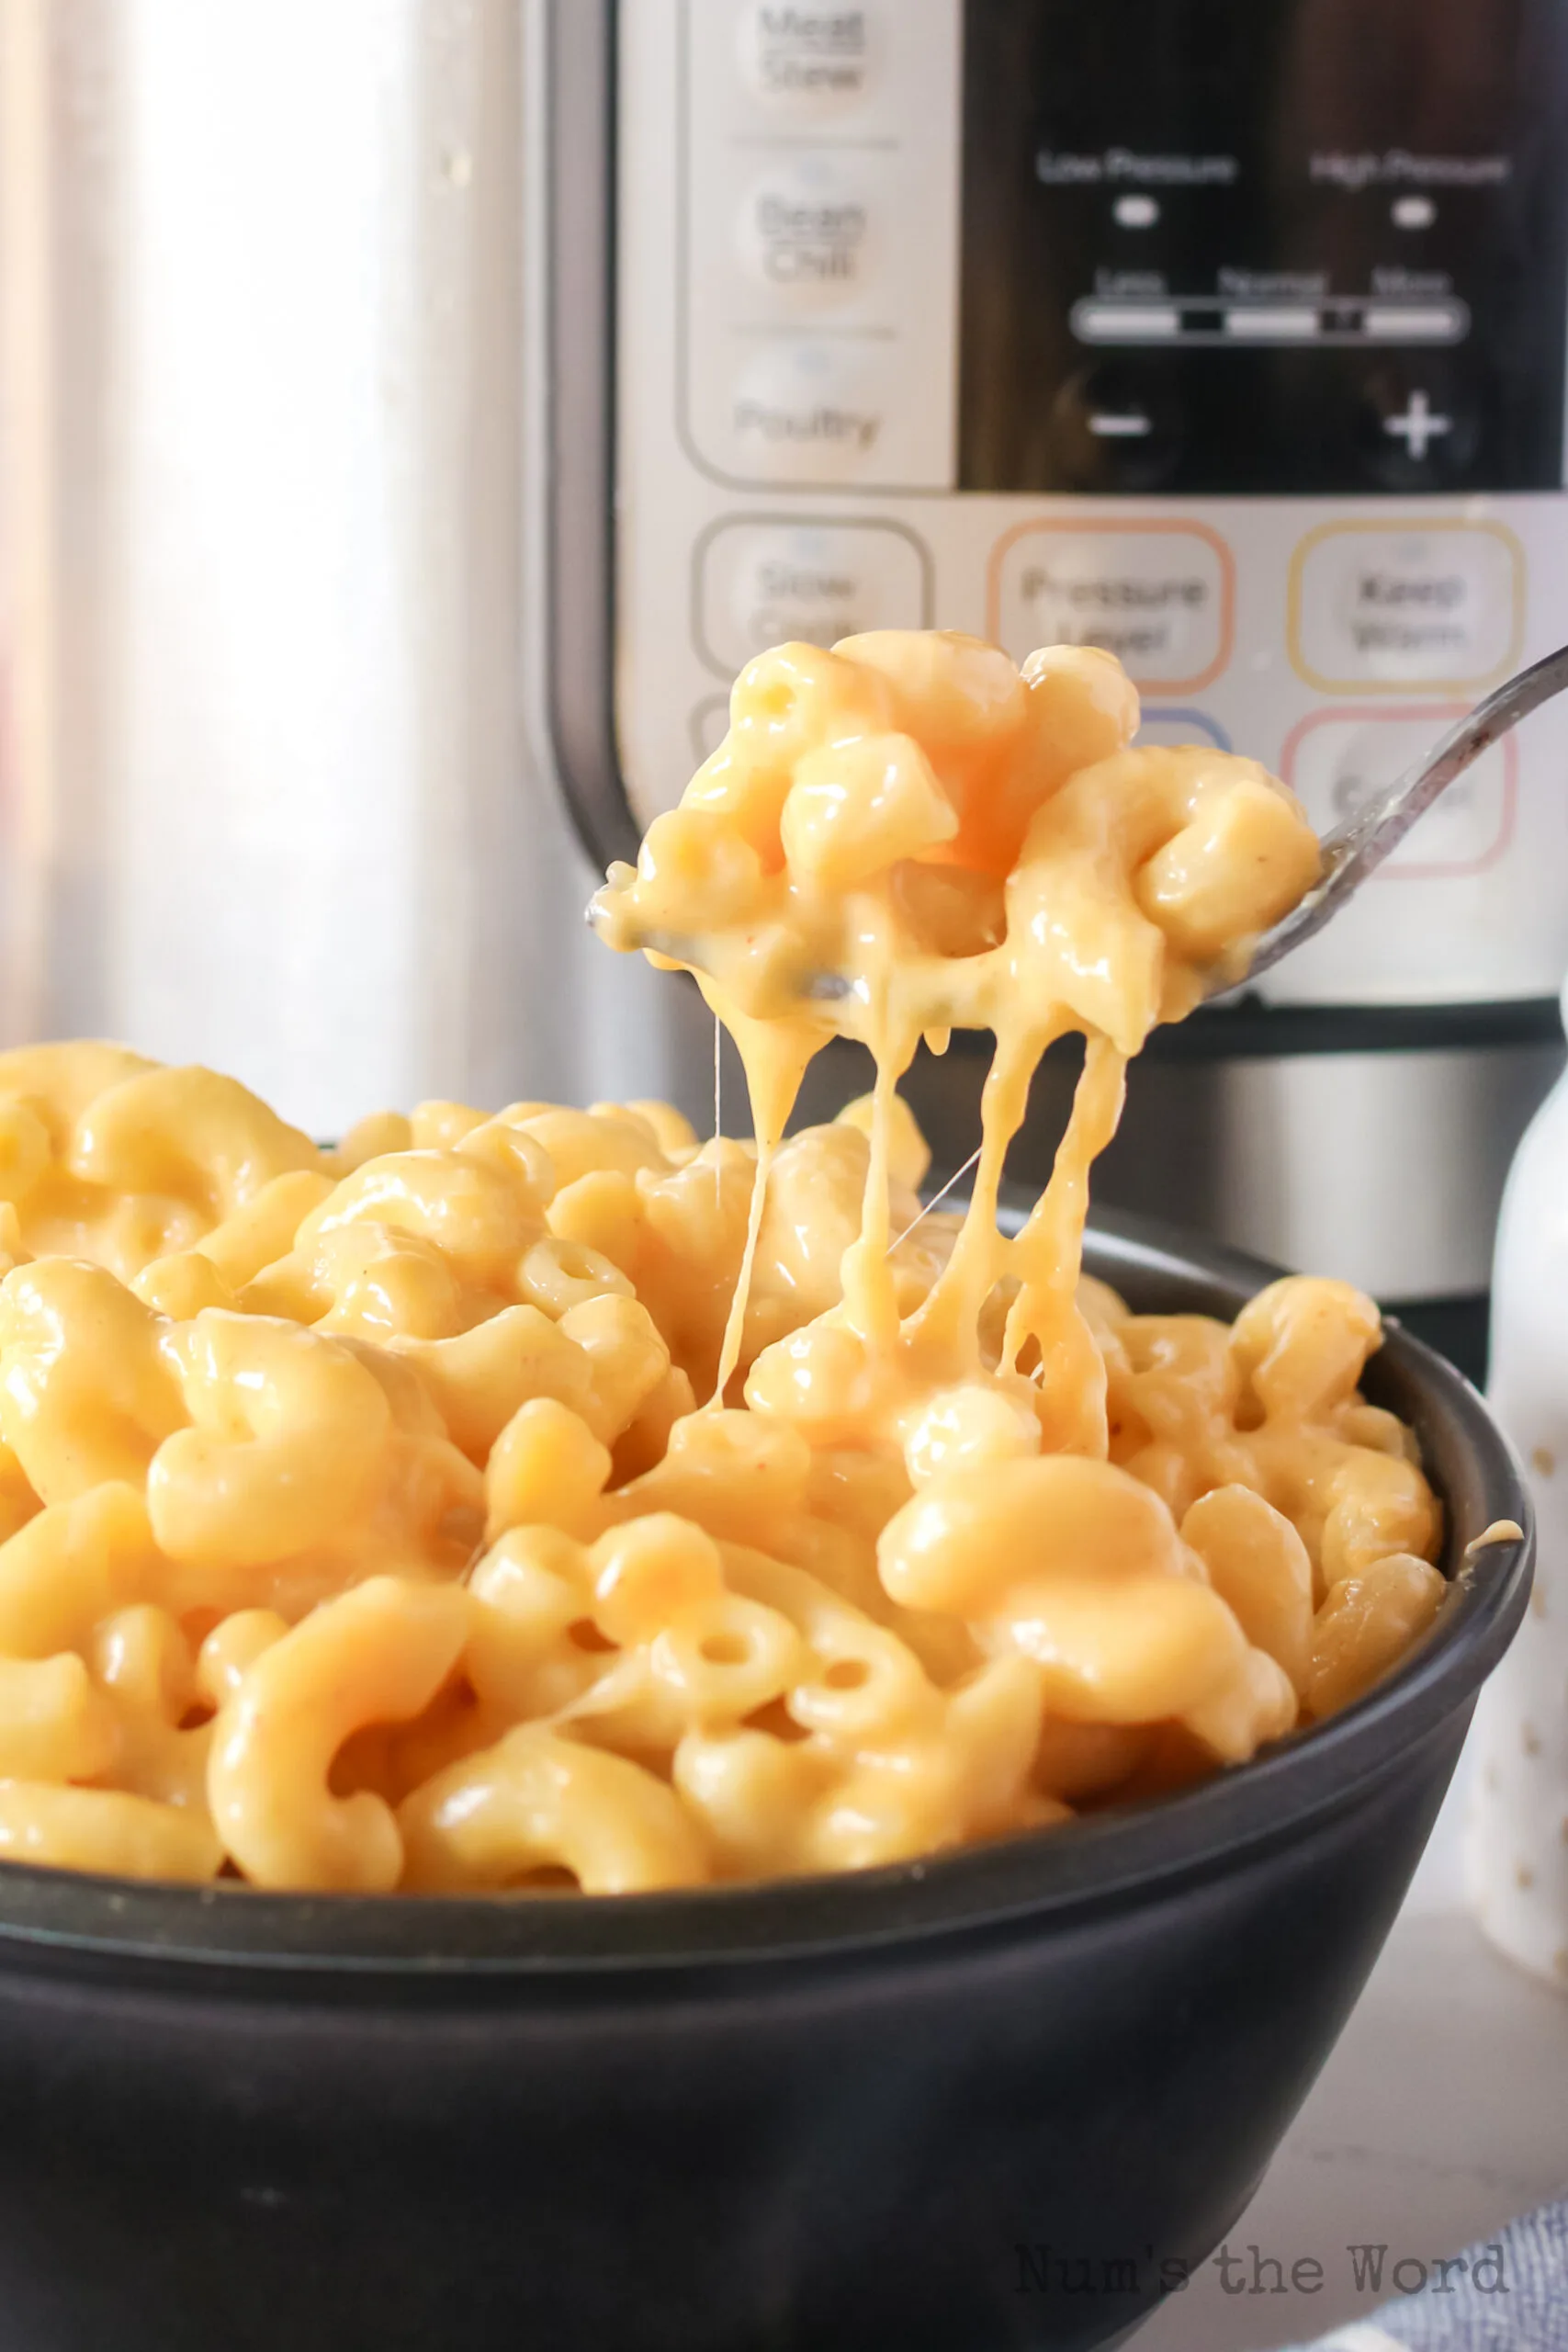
1135;1748;1568;2352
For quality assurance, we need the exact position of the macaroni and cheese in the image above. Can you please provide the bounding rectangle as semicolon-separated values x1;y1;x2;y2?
0;633;1445;1891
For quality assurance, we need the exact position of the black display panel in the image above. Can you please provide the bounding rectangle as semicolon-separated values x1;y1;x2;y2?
958;0;1568;494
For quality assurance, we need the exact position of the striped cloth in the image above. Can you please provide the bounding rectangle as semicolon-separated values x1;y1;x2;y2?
1286;2201;1568;2351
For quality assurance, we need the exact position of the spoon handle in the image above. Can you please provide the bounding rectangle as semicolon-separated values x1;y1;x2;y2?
1243;640;1568;985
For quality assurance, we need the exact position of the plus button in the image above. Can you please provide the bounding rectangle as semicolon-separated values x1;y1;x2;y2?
1383;389;1452;461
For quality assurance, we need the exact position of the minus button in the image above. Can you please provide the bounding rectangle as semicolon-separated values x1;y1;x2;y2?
1059;365;1180;484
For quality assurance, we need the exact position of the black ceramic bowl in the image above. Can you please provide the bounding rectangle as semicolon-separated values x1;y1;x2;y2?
0;1214;1531;2352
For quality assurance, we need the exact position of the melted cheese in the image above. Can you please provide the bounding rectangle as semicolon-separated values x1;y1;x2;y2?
0;634;1450;1894
594;630;1323;1451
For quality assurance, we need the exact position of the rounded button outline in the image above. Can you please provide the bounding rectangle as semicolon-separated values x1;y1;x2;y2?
691;512;935;681
987;517;1235;695
1280;702;1518;880
690;695;732;765
1135;707;1232;752
1286;518;1525;696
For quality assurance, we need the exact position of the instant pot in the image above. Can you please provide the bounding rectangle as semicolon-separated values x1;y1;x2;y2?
6;2;1565;1375
531;0;1568;1374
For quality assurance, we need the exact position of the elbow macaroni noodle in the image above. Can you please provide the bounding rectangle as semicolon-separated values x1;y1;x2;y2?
0;633;1444;1891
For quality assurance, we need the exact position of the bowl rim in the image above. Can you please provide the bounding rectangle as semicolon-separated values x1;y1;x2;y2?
0;1205;1532;1981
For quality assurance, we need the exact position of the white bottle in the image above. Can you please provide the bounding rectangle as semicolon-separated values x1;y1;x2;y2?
1466;977;1568;1988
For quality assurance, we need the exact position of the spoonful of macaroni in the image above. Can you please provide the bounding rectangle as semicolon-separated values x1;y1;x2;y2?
590;628;1568;1421
590;630;1333;1415
591;635;1568;1015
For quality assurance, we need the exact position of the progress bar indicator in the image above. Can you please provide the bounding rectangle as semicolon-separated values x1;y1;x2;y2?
1070;295;1472;348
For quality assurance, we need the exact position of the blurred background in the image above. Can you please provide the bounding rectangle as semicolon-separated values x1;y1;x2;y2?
3;0;1566;1376
0;0;670;1135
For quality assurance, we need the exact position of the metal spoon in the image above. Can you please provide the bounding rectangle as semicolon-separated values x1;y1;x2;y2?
591;641;1568;1004
1236;639;1568;987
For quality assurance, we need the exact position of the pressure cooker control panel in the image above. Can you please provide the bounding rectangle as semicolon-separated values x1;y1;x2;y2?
609;0;1568;1005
